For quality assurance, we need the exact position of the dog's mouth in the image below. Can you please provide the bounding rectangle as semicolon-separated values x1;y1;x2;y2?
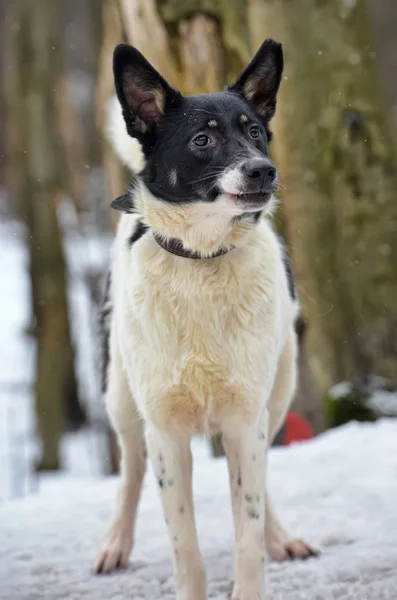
225;191;272;209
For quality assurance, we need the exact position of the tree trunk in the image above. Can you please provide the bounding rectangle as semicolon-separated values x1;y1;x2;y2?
56;74;87;214
11;0;85;470
0;0;10;190
367;0;397;135
96;0;126;232
258;0;397;396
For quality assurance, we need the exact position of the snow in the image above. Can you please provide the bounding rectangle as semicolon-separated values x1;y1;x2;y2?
328;378;397;418
1;419;397;599
0;221;37;499
368;391;397;417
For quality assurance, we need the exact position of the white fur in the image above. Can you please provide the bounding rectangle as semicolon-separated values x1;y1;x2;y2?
218;166;246;195
97;113;314;600
218;162;276;201
106;96;145;173
111;207;295;429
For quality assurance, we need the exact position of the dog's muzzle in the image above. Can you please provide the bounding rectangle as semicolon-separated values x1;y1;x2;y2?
218;157;277;207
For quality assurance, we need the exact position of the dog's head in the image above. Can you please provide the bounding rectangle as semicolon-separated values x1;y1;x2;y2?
113;40;283;248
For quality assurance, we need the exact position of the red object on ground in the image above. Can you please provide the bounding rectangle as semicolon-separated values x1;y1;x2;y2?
283;411;314;446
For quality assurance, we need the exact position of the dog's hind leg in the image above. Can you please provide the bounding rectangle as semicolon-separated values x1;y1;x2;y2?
145;426;207;600
265;329;318;561
95;334;146;574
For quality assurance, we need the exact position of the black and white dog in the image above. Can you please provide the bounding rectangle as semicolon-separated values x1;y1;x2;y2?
95;39;316;600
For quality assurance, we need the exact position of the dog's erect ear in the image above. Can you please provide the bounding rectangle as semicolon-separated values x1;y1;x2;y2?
113;44;180;137
111;193;134;213
229;39;283;121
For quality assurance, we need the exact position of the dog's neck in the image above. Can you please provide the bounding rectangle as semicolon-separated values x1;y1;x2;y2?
153;233;233;259
134;181;267;257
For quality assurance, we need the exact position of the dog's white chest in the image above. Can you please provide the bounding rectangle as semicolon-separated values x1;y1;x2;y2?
114;221;292;433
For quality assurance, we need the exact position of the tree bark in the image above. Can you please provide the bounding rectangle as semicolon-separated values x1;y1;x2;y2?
96;0;126;232
367;0;397;135
11;0;85;470
56;74;87;214
258;0;397;395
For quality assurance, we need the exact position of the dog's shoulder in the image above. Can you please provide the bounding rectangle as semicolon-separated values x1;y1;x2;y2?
256;221;298;303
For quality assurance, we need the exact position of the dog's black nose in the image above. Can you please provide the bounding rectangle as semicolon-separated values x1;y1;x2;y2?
242;158;276;188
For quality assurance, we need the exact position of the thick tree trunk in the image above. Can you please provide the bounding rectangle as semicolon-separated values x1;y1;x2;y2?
56;75;87;214
0;0;10;189
11;0;85;470
367;0;397;135
96;0;126;233
258;0;397;395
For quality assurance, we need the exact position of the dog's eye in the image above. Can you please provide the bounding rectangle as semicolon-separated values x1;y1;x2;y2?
193;134;211;147
249;126;261;139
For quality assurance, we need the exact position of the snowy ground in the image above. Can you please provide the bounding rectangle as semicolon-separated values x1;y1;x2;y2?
1;419;397;599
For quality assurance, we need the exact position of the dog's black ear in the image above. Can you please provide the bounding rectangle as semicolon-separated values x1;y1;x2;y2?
113;44;180;137
229;39;283;121
111;193;134;213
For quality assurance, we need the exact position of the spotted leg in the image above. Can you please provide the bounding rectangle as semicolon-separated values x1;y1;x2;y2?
146;426;207;600
223;408;269;600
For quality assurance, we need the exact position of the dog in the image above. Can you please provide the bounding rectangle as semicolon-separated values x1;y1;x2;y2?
95;39;316;600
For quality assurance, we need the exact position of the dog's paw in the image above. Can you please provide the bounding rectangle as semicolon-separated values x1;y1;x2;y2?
231;584;263;600
94;527;133;575
267;538;319;562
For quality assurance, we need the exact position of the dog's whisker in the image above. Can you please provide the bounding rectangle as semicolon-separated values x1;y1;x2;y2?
189;175;221;184
191;108;219;116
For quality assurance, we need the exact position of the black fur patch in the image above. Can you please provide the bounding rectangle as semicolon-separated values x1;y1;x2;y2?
111;193;135;213
283;254;296;300
295;315;307;342
99;272;112;394
247;507;260;520
128;219;149;248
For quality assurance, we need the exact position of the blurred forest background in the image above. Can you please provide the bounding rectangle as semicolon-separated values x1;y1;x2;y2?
1;0;396;500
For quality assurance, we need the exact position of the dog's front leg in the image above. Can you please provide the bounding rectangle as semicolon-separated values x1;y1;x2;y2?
146;426;207;600
223;408;269;600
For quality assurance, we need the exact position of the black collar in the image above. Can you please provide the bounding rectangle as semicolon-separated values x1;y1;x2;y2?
153;234;233;259
111;193;234;259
